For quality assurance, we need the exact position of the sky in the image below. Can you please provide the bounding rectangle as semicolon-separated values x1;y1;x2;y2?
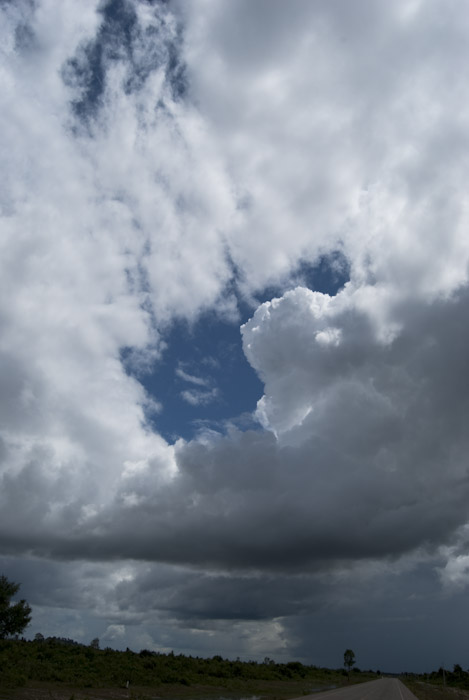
1;0;469;674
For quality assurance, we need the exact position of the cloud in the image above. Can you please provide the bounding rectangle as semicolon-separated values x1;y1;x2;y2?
4;280;468;580
103;624;126;641
176;363;219;405
175;367;210;387
3;0;469;671
0;0;236;545
180;387;219;406
181;0;469;300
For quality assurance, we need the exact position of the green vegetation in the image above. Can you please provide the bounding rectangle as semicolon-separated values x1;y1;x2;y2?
402;665;469;700
0;576;379;697
0;576;31;641
0;637;379;696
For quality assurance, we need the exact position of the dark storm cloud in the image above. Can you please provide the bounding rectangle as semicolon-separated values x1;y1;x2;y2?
95;285;469;571
2;286;469;577
2;550;461;670
113;567;322;622
282;558;469;672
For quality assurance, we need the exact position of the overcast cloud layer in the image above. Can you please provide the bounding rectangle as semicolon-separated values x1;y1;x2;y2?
2;0;469;672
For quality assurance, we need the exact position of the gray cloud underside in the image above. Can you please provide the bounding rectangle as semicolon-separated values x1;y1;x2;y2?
1;286;469;573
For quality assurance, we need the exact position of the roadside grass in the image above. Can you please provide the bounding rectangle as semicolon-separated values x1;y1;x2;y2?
0;676;377;700
401;679;469;700
0;639;379;700
0;678;336;700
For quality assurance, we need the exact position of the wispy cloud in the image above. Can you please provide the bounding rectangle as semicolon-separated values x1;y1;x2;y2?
180;387;219;406
175;366;209;387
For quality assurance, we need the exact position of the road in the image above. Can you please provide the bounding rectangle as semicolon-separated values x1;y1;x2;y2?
295;678;418;700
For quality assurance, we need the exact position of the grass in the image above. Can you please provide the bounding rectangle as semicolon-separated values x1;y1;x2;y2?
402;679;469;700
0;638;379;700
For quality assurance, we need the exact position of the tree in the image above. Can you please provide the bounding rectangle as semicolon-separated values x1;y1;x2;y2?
453;664;463;678
0;575;32;639
344;649;356;678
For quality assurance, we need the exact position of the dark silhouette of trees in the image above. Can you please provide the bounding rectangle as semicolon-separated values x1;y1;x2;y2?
344;649;356;679
454;664;463;678
0;575;32;639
